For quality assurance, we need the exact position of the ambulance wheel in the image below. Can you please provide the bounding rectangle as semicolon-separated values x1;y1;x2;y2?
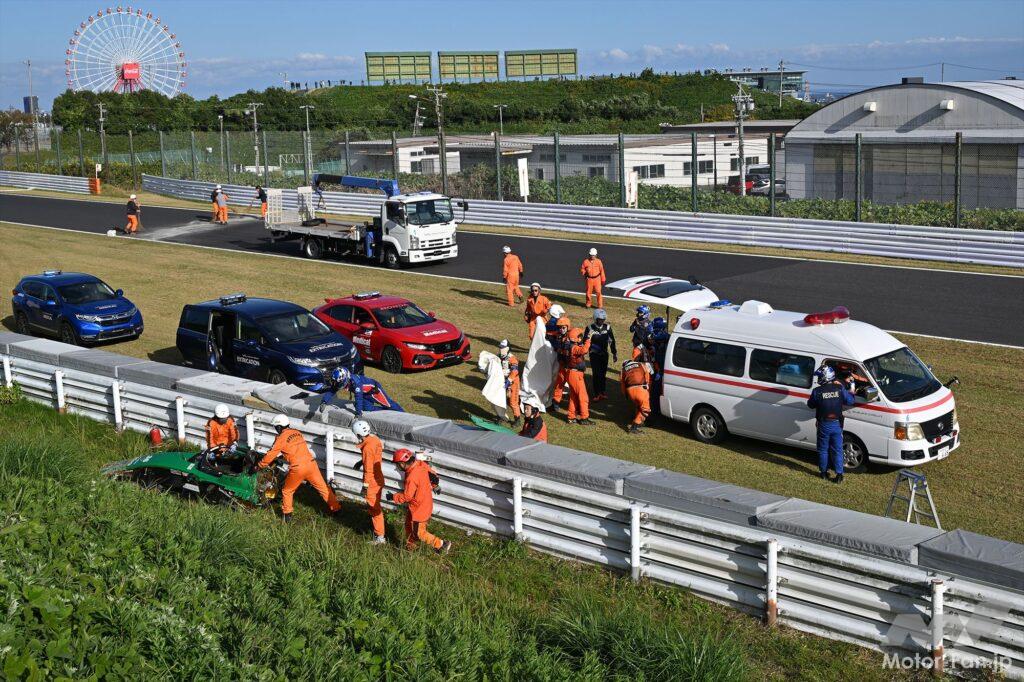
381;346;403;374
691;406;727;445
303;238;324;259
842;434;868;473
267;369;287;385
383;246;402;270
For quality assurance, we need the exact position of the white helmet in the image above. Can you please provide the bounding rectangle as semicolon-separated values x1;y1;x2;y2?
214;404;230;419
351;419;371;438
589;247;598;256
549;304;565;319
530;282;541;290
129;194;137;199
498;339;510;357
215;184;222;190
271;414;290;428
502;245;511;254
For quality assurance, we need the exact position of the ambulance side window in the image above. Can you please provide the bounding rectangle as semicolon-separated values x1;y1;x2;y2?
749;349;814;388
672;338;746;377
825;359;872;394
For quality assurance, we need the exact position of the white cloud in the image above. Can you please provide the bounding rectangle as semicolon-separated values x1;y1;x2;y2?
602;48;631;61
642;44;664;60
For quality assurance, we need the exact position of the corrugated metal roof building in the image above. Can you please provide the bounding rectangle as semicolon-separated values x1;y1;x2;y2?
784;79;1024;209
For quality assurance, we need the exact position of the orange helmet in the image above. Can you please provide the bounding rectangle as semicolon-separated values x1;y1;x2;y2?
392;448;415;464
568;328;583;342
556;317;570;329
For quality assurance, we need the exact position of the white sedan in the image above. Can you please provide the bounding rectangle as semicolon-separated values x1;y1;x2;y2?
604;275;722;315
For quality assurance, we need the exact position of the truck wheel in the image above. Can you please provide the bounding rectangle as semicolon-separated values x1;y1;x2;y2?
15;312;30;335
842;434;868;473
267;369;287;385
381;346;403;374
303;238;323;259
691;406;727;445
383;246;402;270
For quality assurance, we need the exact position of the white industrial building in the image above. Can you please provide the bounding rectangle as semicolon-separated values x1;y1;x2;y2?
784;78;1024;208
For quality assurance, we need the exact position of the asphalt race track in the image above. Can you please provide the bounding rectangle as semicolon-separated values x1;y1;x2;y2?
2;192;1022;347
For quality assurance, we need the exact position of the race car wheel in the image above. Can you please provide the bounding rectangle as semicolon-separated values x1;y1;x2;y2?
14;312;30;335
60;322;80;346
381;346;403;374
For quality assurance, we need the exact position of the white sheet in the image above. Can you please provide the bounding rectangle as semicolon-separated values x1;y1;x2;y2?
521;321;558;407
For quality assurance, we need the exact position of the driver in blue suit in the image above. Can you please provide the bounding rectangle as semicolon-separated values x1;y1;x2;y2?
316;367;403;417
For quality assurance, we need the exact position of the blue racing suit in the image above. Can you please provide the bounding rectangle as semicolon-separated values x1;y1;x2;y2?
647;330;670;415
807;381;855;475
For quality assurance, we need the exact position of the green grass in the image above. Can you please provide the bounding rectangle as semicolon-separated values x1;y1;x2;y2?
1;222;1021;545
0;399;916;680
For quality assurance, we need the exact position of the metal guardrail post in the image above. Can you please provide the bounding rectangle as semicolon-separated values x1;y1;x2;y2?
766;538;779;626
954;132;962;229
325;429;335;481
2;356;11;387
245;412;256;449
158;131;166;177
190;131;197;180
691;132;698;213
512;476;524;541
554;131;562;205
855;133;863;222
390;130;399;181
630;503;642;581
111;380;123;432
344;130;351;174
78;130;85;177
54;370;66;414
54;130;62;173
618;132;626;208
128;130;137;190
931;578;945;676
494;131;502;201
175;396;187;444
262;130;269;187
769;134;777;218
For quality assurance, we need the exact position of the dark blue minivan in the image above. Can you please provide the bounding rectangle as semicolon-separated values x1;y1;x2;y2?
175;294;361;388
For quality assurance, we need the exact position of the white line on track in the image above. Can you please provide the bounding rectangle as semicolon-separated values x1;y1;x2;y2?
3;189;1021;280
3;218;1022;351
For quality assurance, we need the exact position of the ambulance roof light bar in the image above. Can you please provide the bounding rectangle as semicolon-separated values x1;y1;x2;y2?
804;306;850;325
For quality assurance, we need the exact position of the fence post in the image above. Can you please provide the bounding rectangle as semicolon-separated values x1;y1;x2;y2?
2;356;11;387
618;132;626;208
77;129;85;177
158;131;166;177
344;130;351;173
390;130;399;180
512;477;524;542
262;130;269;187
226;132;233;183
691;132;698;212
854;133;863;222
190;131;197;180
53;370;66;414
325;429;335;482
931;578;945;675
111;380;123;432
245;412;256;449
302;130;310;186
128;129;137;190
953;131;962;229
766;538;779;626
769;133;777;218
175;396;187;444
494;131;502;200
553;131;562;204
54;129;62;173
630;503;642;581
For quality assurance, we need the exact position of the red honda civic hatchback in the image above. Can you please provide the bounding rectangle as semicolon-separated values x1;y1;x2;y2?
313;292;471;373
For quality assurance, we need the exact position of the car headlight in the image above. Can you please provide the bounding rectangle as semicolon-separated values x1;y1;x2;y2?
126;306;138;317
410;235;420;249
288;356;320;367
451;232;457;244
894;422;925;441
75;313;102;322
952;407;958;425
406;342;428;350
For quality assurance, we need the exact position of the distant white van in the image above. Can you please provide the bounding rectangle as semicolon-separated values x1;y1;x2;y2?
661;300;960;471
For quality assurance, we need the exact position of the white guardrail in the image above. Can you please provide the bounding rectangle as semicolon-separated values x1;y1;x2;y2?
142;174;1024;268
1;170;91;194
3;332;1022;678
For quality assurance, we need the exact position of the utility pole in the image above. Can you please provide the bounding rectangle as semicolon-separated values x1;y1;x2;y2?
96;102;107;170
413;85;449;194
732;83;754;197
411;100;424;136
218;114;225;171
778;59;785;108
493;104;507;135
245;102;263;178
25;59;40;169
300;104;315;179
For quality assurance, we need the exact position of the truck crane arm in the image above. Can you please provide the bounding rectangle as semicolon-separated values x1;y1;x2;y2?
312;174;401;198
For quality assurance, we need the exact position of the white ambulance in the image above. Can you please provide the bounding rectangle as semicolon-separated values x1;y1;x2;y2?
660;300;960;471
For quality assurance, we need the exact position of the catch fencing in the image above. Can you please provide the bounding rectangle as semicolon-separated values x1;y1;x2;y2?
3;332;1022;678
143;174;1024;267
0;170;90;194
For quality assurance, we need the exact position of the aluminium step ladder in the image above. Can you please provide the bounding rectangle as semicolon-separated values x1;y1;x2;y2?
884;469;942;529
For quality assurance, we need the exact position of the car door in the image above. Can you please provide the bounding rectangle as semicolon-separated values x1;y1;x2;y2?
207;310;237;374
232;316;265;380
38;284;62;335
20;281;46;330
176;306;210;366
324;304;357;337
351;305;377;361
745;348;817;446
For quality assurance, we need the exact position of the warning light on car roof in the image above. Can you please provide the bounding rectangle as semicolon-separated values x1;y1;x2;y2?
804;306;850;326
690;317;700;330
43;269;63;276
353;291;381;300
709;299;732;308
219;293;247;305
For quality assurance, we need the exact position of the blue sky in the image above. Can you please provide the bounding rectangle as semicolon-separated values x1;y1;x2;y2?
1;0;1021;109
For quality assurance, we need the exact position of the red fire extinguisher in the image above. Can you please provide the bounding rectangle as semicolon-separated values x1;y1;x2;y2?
149;425;164;447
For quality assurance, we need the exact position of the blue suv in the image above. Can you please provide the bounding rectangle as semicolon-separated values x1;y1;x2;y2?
175;294;361;389
12;270;144;346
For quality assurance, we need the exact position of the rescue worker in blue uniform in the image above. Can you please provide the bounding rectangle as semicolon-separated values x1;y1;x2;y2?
806;365;855;483
317;368;404;417
583;309;617;401
646;317;671;415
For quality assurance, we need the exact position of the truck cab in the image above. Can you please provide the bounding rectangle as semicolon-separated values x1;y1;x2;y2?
378;191;461;266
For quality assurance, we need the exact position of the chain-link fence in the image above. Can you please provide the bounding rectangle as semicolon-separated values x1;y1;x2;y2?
2;127;1021;229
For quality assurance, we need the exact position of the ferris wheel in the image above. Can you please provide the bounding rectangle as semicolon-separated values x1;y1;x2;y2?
65;7;187;97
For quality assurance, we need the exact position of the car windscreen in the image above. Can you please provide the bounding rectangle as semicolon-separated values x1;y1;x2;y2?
405;199;454;225
57;281;117;304
638;280;703;299
374;303;434;329
258;311;332;343
864;346;941;403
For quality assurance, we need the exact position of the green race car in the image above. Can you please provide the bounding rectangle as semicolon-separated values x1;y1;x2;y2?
103;446;281;508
